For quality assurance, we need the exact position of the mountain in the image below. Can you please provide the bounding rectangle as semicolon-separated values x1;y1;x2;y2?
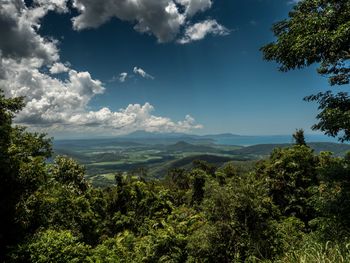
54;132;344;149
229;142;350;157
122;130;190;139
116;131;340;146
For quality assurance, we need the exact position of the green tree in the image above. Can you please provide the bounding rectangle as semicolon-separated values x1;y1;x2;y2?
188;173;278;262
190;169;207;205
0;90;52;260
50;156;89;193
16;156;107;246
256;145;318;223
293;129;307;146
11;229;91;263
261;0;350;141
308;151;350;241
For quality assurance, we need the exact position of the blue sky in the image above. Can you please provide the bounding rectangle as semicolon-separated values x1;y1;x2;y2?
0;0;334;137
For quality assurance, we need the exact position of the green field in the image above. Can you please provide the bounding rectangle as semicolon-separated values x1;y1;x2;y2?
53;138;350;187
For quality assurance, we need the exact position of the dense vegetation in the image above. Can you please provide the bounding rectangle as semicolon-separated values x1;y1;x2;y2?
1;0;350;261
1;91;350;262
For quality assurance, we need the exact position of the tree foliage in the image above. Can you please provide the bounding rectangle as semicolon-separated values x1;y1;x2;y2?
293;129;307;146
2;89;350;262
305;91;350;142
261;0;350;141
261;0;350;86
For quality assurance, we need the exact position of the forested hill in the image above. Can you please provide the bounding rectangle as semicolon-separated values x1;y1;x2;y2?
229;142;350;157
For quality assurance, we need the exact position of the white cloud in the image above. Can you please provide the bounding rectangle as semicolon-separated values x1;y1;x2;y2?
0;1;202;135
0;0;61;63
68;104;203;135
119;72;128;82
71;0;225;43
175;0;212;16
178;19;230;44
71;0;186;43
50;62;69;74
0;0;203;136
133;67;154;80
1;57;202;135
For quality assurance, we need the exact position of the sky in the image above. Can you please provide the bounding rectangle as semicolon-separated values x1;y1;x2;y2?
0;0;335;138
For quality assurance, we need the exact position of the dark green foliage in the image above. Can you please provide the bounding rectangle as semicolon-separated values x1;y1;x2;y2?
193;159;216;176
293;129;306;146
256;145;318;222
7;136;350;262
0;90;51;260
50;156;89;193
261;0;350;142
261;0;350;86
188;173;279;262
305;91;350;142
103;176;173;236
11;229;91;263
190;169;207;205
308;151;350;241
3;90;350;262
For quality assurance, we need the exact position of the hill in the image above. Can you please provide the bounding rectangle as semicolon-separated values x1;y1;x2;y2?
229;142;350;157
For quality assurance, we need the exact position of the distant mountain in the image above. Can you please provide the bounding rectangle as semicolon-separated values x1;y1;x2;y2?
229;142;350;157
117;131;340;146
201;133;241;139
121;130;190;139
54;131;343;148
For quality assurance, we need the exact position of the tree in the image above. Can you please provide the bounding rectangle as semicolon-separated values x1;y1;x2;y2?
256;145;318;222
261;0;350;141
0;90;53;260
305;91;350;142
11;229;91;263
190;169;207;205
293;129;307;146
0;89;58;261
50;156;89;193
188;173;279;262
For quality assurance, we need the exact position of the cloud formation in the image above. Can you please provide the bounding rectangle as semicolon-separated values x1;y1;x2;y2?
0;0;60;63
71;0;227;43
178;19;230;44
50;62;70;74
118;72;128;82
0;0;203;135
133;67;154;80
175;0;212;16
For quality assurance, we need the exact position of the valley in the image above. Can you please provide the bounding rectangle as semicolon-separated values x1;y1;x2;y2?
53;132;350;187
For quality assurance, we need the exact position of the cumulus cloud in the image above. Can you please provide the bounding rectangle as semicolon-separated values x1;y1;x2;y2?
68;104;203;134
0;0;202;135
50;62;70;74
2;58;104;125
71;0;225;43
178;19;230;44
71;0;185;43
1;56;201;135
133;67;154;80
0;0;60;63
175;0;212;16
